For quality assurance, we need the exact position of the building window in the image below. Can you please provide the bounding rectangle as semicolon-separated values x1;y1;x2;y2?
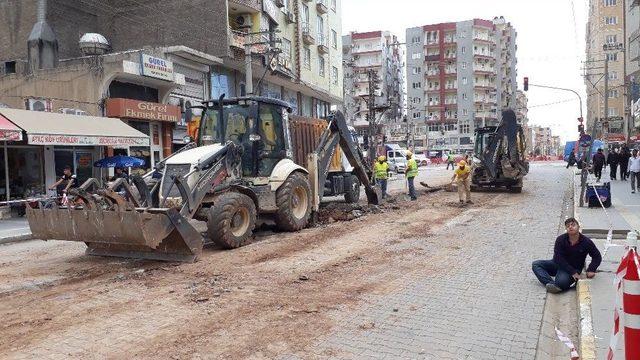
606;35;617;44
608;89;619;98
319;56;325;77
413;112;421;119
462;109;468;116
412;82;421;89
412;66;421;74
461;46;466;54
462;77;468;85
608;108;618;116
604;0;617;6
282;38;292;60
332;66;338;85
304;47;311;69
604;16;618;25
317;15;324;44
412;36;421;44
461;62;467;69
606;52;618;61
412;52;422;60
460;123;470;133
462;93;468;100
301;3;310;25
609;71;618;80
331;29;338;49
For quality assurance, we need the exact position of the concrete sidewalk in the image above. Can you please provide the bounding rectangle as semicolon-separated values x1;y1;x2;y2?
573;168;639;359
0;217;32;244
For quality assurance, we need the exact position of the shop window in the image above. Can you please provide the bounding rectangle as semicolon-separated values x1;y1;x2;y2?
108;81;159;103
9;147;44;199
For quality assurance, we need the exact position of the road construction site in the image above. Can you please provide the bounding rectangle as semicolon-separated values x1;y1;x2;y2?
0;163;575;359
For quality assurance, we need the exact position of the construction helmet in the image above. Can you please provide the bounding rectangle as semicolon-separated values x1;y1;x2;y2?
458;160;467;166
378;155;386;162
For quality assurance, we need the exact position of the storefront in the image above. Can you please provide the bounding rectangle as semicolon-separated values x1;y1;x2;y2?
105;98;180;175
0;108;148;201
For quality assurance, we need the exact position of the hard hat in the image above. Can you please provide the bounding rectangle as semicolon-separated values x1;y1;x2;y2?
406;150;413;157
458;160;467;166
378;155;386;161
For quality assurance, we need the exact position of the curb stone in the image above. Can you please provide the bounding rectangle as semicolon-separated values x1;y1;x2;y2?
573;171;597;359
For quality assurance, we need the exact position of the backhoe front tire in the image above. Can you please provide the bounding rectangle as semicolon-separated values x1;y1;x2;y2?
207;192;256;249
275;172;312;231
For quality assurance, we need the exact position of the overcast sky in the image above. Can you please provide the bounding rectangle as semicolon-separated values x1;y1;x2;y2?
342;0;588;143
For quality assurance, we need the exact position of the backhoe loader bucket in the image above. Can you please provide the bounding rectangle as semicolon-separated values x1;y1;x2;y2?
26;206;204;262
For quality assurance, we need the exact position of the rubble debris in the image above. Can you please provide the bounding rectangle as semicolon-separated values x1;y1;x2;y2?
298;275;309;281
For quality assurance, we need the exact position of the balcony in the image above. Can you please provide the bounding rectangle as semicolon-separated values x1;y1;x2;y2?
424;54;440;62
229;28;247;50
302;24;315;45
316;0;329;13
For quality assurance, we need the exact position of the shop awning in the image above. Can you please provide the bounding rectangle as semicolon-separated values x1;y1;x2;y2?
0;108;149;146
0;113;23;141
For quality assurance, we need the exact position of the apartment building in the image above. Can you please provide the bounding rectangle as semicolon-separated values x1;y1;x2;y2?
405;17;518;154
220;0;343;116
515;90;533;154
533;126;553;156
585;0;625;139
342;31;405;129
626;0;640;136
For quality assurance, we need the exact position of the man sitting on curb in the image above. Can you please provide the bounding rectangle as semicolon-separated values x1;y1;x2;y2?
532;218;602;293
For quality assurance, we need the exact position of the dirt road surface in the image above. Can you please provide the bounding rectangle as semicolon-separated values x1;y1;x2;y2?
0;174;481;359
0;165;572;359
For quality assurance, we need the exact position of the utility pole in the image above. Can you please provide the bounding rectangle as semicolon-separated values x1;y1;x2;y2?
366;68;378;165
604;57;609;135
241;30;280;96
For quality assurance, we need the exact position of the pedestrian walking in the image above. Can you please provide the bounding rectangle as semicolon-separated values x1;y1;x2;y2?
446;153;455;170
607;147;619;180
450;160;472;206
405;151;418;201
619;145;631;181
566;151;576;168
531;218;601;293
629;149;640;194
373;156;389;199
592;148;606;182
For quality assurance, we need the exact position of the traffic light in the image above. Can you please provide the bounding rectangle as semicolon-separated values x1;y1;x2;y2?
523;77;529;91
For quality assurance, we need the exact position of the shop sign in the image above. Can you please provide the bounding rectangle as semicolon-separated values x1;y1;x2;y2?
106;98;181;122
262;0;280;24
140;54;174;81
605;133;626;142
28;134;149;146
0;129;22;141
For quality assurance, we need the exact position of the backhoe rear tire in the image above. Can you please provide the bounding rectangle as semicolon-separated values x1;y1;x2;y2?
207;192;256;249
344;174;361;204
275;172;312;231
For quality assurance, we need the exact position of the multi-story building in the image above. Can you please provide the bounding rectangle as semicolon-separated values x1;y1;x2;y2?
533;126;553;156
405;17;518;154
586;0;626;139
0;0;343;204
626;0;640;137
342;31;404;130
515;90;533;154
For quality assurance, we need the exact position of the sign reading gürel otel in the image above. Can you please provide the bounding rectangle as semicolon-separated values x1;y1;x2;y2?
140;54;174;81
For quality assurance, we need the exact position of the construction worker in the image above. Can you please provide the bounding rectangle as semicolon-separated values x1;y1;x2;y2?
446;153;455;170
374;155;389;199
451;160;472;206
405;151;418;201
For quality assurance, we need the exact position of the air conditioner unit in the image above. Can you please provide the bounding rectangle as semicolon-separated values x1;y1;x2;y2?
26;98;51;112
59;108;87;116
235;14;253;29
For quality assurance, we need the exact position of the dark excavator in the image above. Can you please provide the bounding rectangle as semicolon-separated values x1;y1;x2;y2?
471;109;529;193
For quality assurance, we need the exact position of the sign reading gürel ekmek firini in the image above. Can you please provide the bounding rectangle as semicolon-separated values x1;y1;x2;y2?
140;54;174;81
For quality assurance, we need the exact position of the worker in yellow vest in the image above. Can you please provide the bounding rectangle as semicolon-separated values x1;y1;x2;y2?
405;151;418;201
373;155;389;199
451;160;472;206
